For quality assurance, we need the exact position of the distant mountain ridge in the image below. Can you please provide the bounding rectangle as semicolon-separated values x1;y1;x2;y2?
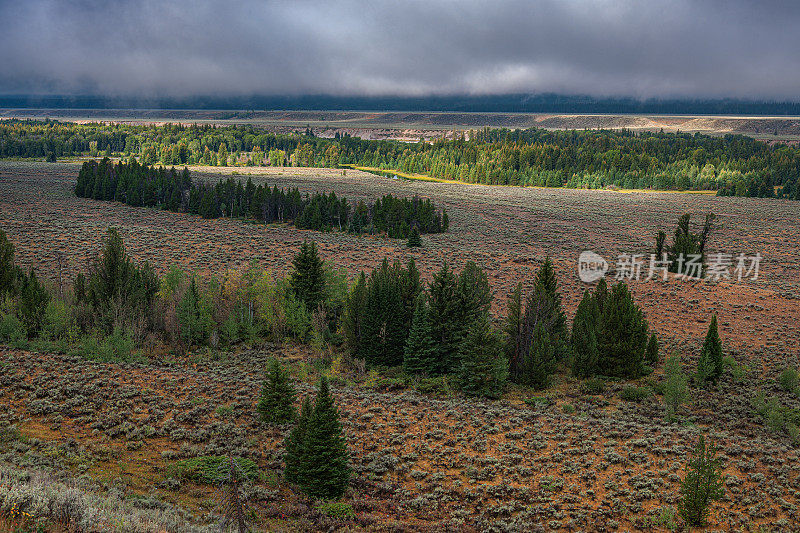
3;93;800;116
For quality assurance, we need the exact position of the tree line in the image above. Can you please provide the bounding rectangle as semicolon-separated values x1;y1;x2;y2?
3;119;799;198
74;158;448;238
1;224;729;397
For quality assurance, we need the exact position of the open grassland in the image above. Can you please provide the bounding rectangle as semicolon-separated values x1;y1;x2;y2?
2;160;800;530
4;109;800;141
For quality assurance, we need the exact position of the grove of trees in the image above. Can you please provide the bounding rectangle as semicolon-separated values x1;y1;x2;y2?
2;119;799;198
75;158;448;238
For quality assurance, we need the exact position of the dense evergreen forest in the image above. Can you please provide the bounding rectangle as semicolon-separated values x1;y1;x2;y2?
74;159;448;237
2;119;799;198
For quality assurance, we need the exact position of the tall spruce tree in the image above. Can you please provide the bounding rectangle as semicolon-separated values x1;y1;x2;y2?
427;262;461;375
404;294;437;375
596;282;649;378
360;260;406;366
289;240;326;313
571;290;600;378
522;322;556;390
284;396;312;484
645;332;660;365
297;377;351;499
398;259;422;331
456;261;492;325
407;226;422;247
697;314;723;383
257;359;296;425
0;230;19;296
678;435;724;527
457;313;508;399
341;272;367;356
513;258;567;382
18;269;50;338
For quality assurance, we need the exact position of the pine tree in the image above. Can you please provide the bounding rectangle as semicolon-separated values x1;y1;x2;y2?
297;377;351;499
428;262;461;374
645;332;659;365
0;230;19;296
18;269;50;337
257;359;296;425
458;313;508;399
284;396;312;484
596;282;648;378
218;143;229;167
341;272;367;356
697;314;723;383
521;322;556;390
403;294;437;375
678;435;724;527
289;240;326;313
513;258;568;382
456;261;492;326
177;277;213;347
664;354;689;422
571;290;599;378
407;226;422;247
360;260;406;366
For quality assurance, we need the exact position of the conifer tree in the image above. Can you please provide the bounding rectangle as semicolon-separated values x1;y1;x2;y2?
398;259;422;331
458;313;508;399
404;294;437;375
341;272;367;356
360;260;406;366
645;332;659;365
596;282;648;378
284;396;312;484
456;261;492;326
428;262;461;374
664;354;690;422
18;269;50;337
297;377;350;499
514;258;567;382
697;314;723;383
571;290;599;378
594;277;609;313
407;226;422;247
522;322;556;390
257;359;296;425
177;276;213;347
0;230;19;296
218;143;229;167
289;240;326;313
678;435;724;527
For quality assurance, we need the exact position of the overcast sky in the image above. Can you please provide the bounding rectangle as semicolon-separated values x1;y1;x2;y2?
2;0;799;100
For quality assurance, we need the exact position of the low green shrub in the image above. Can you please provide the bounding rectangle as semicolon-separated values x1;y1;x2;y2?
416;376;453;396
524;396;552;407
619;386;653;402
170;456;260;484
0;311;27;349
779;367;799;392
579;377;606;395
316;501;356;519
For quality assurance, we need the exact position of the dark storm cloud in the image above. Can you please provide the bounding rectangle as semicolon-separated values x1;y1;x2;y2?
2;0;800;99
